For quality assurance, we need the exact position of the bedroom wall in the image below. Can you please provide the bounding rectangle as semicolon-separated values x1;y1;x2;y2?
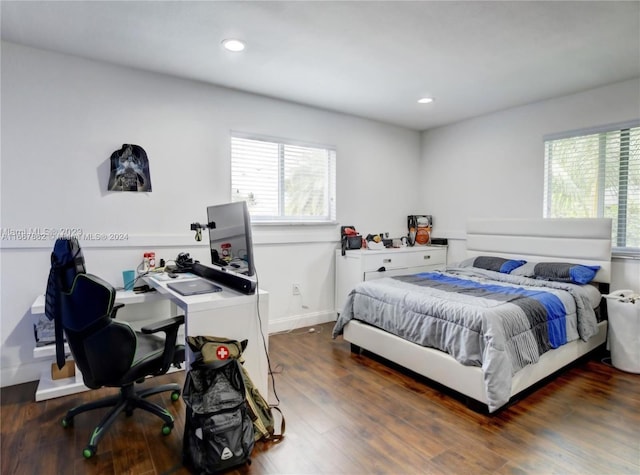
0;41;422;386
419;78;640;291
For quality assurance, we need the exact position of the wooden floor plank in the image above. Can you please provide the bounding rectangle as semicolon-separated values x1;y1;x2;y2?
2;322;639;474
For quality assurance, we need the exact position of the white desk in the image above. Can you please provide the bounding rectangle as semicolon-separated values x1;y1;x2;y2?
31;274;269;401
146;273;269;397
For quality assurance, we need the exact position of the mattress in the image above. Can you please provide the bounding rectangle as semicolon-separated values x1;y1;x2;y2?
332;267;602;412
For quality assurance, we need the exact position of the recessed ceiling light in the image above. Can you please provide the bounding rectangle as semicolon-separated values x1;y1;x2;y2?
222;39;246;52
418;97;434;104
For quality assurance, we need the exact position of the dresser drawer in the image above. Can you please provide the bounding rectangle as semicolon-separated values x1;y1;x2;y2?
403;249;446;268
360;252;406;271
364;264;440;281
360;248;446;272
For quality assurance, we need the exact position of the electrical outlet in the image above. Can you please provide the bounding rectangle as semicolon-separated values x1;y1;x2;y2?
292;283;301;295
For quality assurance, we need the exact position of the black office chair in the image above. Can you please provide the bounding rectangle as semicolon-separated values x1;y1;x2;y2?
45;238;185;458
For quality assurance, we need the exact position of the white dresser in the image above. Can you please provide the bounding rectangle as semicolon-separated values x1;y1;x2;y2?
335;245;447;312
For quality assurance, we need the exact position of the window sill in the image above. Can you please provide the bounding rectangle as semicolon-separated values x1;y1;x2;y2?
612;251;640;261
253;220;338;227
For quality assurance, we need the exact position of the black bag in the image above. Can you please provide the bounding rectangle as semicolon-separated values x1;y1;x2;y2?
186;336;285;442
182;359;255;474
340;225;362;256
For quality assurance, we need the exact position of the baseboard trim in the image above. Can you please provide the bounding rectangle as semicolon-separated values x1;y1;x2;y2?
1;360;48;387
269;310;336;334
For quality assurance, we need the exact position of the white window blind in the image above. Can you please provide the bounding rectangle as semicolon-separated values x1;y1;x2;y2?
231;133;336;223
543;121;640;256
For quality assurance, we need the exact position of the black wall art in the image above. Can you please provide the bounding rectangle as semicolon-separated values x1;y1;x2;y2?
107;144;152;192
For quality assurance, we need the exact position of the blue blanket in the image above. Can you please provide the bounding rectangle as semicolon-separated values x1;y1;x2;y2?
403;272;567;349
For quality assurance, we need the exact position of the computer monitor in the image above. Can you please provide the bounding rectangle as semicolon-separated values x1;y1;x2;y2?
206;201;256;277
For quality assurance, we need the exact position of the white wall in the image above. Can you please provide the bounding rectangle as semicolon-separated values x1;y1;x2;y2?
419;78;640;291
0;42;422;386
3;41;637;389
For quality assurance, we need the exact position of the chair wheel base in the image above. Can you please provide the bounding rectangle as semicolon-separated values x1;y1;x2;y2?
83;446;96;459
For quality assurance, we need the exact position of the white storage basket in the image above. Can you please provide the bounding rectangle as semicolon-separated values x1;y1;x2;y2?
605;291;639;374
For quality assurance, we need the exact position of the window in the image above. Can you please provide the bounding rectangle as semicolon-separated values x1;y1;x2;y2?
543;121;640;256
231;133;336;223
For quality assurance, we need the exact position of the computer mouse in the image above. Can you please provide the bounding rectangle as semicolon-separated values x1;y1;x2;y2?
168;272;179;278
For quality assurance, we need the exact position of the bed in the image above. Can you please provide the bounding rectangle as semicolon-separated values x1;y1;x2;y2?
333;218;612;412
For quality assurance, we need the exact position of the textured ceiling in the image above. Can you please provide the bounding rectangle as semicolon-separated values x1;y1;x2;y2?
2;1;639;130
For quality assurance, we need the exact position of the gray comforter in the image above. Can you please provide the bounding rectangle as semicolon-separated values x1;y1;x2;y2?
332;268;600;412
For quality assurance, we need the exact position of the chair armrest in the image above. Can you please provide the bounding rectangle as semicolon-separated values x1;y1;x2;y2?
141;315;185;374
141;315;185;334
109;303;125;319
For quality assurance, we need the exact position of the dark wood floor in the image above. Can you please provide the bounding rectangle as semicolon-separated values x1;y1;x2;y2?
2;321;639;474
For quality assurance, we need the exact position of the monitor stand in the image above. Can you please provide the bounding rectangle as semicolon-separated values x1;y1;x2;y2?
191;262;256;295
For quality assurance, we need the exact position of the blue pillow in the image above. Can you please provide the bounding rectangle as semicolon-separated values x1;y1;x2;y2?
500;259;528;274
470;256;526;274
533;262;600;285
569;265;601;284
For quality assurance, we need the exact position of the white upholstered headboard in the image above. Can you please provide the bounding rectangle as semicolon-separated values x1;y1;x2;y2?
466;218;612;284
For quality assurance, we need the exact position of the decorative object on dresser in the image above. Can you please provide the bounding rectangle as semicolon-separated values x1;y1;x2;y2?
407;215;433;246
340;225;362;255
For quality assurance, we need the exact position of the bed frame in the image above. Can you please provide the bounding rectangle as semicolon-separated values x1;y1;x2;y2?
342;218;612;411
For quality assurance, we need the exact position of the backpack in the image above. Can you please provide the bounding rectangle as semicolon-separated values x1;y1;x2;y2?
182;358;255;474
187;336;285;442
